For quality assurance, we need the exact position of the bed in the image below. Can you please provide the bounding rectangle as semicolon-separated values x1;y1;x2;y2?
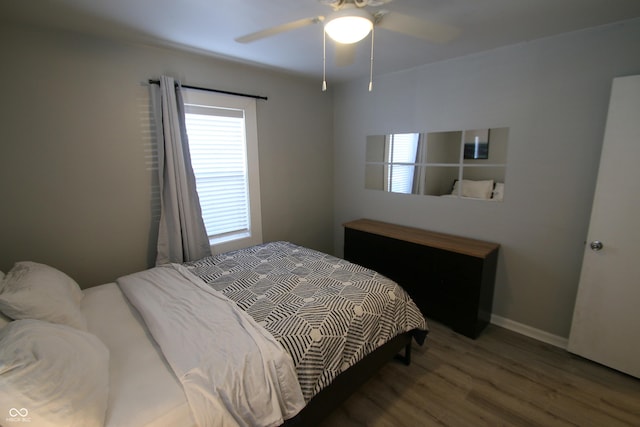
0;241;427;427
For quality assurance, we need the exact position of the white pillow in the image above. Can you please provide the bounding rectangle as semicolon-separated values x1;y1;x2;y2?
492;182;505;201
452;179;494;199
0;312;10;329
0;319;109;427
0;271;8;329
0;262;87;330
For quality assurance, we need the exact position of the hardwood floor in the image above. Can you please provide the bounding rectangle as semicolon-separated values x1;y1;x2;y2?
318;321;640;426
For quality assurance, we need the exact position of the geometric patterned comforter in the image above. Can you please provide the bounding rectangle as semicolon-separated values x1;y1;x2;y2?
186;241;428;401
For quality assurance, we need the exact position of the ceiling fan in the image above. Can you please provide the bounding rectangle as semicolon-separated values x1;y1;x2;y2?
236;0;458;47
235;0;459;90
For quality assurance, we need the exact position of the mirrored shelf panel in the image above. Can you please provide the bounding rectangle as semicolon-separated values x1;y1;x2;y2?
365;127;508;201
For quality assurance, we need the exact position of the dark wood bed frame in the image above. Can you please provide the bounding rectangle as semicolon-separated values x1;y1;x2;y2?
283;329;427;426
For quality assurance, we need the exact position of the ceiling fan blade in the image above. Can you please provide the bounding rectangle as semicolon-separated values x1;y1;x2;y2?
376;12;459;43
236;16;323;44
335;43;356;67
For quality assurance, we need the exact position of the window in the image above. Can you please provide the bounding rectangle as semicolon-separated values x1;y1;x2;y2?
182;89;262;253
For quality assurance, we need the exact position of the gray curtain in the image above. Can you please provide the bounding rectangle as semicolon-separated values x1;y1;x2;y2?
151;75;211;265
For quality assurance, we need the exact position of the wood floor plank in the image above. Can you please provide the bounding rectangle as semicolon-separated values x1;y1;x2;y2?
318;321;640;426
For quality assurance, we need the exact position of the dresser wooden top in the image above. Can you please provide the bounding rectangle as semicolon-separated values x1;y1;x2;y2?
343;218;499;258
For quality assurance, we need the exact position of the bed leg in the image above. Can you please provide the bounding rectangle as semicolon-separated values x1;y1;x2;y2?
394;341;412;366
404;342;412;365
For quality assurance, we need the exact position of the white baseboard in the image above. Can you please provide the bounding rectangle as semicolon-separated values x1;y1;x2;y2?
490;314;568;349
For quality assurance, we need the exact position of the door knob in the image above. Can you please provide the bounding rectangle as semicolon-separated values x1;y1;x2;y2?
590;241;604;251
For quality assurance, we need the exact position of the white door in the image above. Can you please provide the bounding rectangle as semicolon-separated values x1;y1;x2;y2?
568;75;640;378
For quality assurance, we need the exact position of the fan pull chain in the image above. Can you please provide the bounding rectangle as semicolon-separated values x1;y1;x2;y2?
369;26;375;92
322;29;327;92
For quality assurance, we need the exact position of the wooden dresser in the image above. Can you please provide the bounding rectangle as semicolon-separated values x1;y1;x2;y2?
343;218;499;338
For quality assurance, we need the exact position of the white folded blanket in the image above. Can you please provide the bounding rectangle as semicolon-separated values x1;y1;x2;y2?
118;264;305;427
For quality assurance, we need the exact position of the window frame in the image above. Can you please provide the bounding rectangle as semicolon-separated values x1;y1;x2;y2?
182;88;263;254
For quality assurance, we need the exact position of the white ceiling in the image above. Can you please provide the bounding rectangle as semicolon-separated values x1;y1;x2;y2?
3;0;640;83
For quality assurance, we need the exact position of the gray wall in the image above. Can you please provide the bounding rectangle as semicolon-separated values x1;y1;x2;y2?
332;19;640;338
2;15;638;339
0;23;334;288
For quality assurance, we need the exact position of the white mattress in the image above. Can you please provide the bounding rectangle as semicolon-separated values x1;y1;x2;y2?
81;283;195;427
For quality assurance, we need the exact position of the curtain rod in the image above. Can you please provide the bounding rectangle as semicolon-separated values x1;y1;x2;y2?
147;79;268;101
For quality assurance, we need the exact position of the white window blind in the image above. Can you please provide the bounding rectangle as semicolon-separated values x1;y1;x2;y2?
387;133;419;194
181;89;262;253
185;106;249;242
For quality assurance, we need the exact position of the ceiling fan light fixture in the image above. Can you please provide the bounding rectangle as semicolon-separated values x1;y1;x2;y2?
324;8;373;44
